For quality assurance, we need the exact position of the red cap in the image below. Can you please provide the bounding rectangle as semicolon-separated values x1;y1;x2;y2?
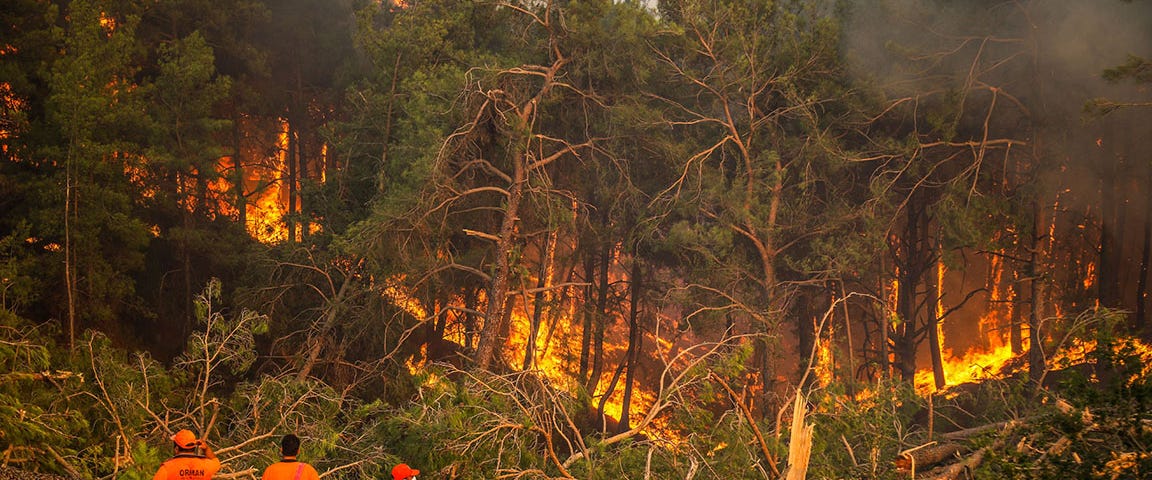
392;463;420;479
171;429;199;449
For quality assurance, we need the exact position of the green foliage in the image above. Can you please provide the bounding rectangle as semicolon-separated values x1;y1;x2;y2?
0;315;87;476
180;278;268;378
805;381;926;479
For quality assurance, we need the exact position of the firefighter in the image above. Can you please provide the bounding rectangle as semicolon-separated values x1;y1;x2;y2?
260;434;320;480
391;463;420;480
152;429;221;480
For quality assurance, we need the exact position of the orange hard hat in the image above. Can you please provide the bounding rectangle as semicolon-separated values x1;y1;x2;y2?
392;463;420;479
171;429;199;449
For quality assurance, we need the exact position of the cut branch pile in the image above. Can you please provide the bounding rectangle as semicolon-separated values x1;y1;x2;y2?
894;419;1023;480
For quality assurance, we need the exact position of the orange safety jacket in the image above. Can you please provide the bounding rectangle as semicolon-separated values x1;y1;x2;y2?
152;453;221;480
261;458;320;480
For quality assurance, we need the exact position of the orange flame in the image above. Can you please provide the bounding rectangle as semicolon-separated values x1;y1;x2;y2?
915;254;1022;394
99;12;116;35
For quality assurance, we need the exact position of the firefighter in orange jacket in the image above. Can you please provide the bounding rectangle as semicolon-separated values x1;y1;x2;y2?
152;429;221;480
261;434;320;480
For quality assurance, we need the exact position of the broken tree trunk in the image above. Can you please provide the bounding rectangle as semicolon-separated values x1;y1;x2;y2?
784;392;815;480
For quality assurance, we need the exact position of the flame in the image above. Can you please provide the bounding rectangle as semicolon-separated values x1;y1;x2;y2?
99;12;116;34
1;82;26;154
244;119;291;242
915;253;1022;394
916;344;1016;395
381;235;677;444
813;336;835;387
936;260;946;351
383;281;428;320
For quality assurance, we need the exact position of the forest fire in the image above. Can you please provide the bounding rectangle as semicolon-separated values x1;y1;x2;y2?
4;0;1152;478
201;117;316;243
912;255;1023;394
244;119;291;242
916;343;1017;395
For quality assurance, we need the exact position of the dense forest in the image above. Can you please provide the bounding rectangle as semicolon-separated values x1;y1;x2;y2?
3;0;1152;478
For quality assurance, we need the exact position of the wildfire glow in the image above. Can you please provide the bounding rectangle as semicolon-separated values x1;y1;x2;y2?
915;254;1024;394
99;12;116;34
813;336;835;387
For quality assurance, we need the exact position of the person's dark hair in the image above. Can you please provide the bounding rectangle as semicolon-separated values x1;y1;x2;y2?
281;434;301;457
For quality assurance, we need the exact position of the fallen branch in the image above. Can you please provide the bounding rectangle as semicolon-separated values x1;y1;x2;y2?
0;370;80;384
925;446;989;480
895;442;969;471
939;420;1015;441
925;420;1020;480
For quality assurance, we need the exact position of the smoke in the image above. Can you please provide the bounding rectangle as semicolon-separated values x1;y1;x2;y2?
842;0;1152;359
842;0;1152;107
841;0;1152;207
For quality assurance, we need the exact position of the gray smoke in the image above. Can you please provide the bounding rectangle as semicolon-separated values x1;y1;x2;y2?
843;0;1151;114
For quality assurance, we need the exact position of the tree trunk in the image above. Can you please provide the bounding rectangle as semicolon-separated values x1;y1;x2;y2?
796;291;815;389
880;260;891;379
232;120;246;228
895;257;918;381
1136;201;1150;333
64;150;76;353
297;121;309;242
1098;163;1121;308
578;254;594;385
1011;261;1024;354
894;199;930;382
1028;200;1046;386
838;281;857;393
620;257;642;431
181;171;194;341
928;249;946;391
587;242;611;392
286;122;297;243
472;151;525;371
523;233;554;370
463;287;478;351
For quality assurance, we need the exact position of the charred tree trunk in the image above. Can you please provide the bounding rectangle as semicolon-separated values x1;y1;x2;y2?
181;171;195;341
928;245;946;391
232;121;246;228
286;122;297;243
463;287;478;352
432;299;446;344
894;207;920;382
597;255;643;432
894;198;930;382
1029;200;1046;386
1011;261;1024;354
297;122;309;242
578;254;595;385
620;257;642;431
587;242;611;392
1098;164;1121;309
796;291;816;389
523;233;554;370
